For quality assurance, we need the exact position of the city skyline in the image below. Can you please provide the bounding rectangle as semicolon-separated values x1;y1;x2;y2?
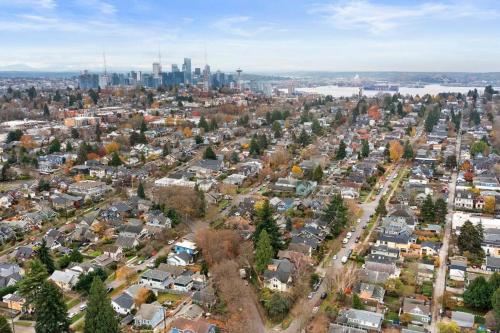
0;0;500;72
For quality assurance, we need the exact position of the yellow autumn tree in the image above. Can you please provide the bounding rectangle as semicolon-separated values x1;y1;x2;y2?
134;288;153;307
291;165;303;176
389;140;404;162
105;141;120;154
484;196;496;215
183;127;192;138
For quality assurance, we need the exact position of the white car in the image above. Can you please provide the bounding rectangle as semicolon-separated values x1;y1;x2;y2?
342;238;348;244
68;312;77;319
341;256;348;264
333;255;337;260
346;232;352;239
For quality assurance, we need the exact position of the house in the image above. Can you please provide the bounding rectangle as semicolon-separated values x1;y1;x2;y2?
102;245;123;261
364;254;397;276
401;298;431;325
112;292;135;315
3;293;26;312
192;286;217;309
454;190;474;210
49;269;81;291
223;173;246;186
173;275;193;292
451;311;475;329
140;269;172;291
335;308;383;332
134;303;165;328
116;234;139;249
485;256;500;272
420;241;441;257
449;258;467;281
68;180;109;199
356;283;385;305
174;240;198;256
169;317;217;333
144;211;171;231
295;180;317;197
263;259;294;292
13;246;34;261
167;252;193;266
482;228;500;257
0;263;22;288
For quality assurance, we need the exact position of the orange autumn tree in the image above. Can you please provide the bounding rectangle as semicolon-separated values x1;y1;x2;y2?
367;105;381;120
389;140;404;162
20;135;37;149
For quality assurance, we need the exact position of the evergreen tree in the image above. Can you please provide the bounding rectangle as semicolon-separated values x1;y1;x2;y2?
463;276;493;310
352;293;364;310
361;139;370;158
71;127;79;139
420;195;435;223
69;248;83;263
253;200;282;253
272;121;282;139
0;315;12;333
198;115;209;132
403;140;414;160
255;230;274;273
18;260;48;307
258;134;268;151
492;287;500;331
322;193;348;236
162;143;171;157
458;221;484;256
285;217;292;232
48;138;61;153
34;281;70;333
249;135;261;156
335;141;347;160
298;129;311;148
37;240;55;273
209;118;218;131
376;199;387;217
140;120;148;133
312;165;323;182
137;182;146;199
195;135;203;144
109;151;122;166
65;141;73;152
196;185;206;217
445;155;457;170
311;119;323;136
203;146;216;160
230;151;240;164
84;277;119;333
434;198;448;223
43;104;50;118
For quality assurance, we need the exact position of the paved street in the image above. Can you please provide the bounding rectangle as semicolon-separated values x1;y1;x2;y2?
430;120;462;333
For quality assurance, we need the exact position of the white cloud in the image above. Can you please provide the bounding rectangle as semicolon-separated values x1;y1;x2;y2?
213;16;275;37
312;0;499;33
0;0;56;9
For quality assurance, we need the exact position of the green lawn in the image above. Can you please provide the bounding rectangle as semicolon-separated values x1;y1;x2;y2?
157;292;185;305
15;321;33;327
66;297;81;309
71;311;85;324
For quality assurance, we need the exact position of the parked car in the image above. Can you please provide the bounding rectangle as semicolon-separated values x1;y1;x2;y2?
320;292;328;300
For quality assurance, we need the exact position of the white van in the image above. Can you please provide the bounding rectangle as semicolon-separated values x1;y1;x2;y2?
346;232;352;239
342;238;348;244
341;256;348;264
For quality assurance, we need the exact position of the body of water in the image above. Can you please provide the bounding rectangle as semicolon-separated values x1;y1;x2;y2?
296;84;488;98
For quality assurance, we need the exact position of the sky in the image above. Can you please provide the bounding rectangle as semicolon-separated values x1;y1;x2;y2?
0;0;499;72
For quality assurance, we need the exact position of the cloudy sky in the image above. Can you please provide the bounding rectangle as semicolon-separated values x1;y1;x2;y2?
0;0;499;72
